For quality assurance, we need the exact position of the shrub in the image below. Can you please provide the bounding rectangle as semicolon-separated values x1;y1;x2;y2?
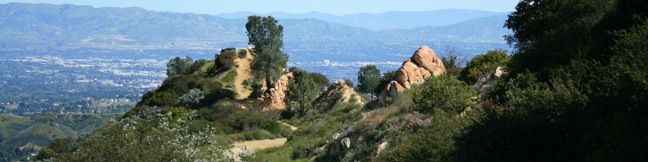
412;75;475;115
202;88;236;106
166;56;194;77
221;70;237;84
215;50;238;69
459;50;509;84
455;74;589;161
176;88;205;107
188;59;209;74
381;109;471;162
222;110;283;135
47;111;228;161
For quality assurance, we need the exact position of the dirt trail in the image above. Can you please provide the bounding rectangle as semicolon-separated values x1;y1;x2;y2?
227;138;287;161
277;121;298;131
233;49;253;99
226;121;298;161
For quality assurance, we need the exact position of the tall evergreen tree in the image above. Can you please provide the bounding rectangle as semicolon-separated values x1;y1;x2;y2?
246;16;288;89
287;68;320;117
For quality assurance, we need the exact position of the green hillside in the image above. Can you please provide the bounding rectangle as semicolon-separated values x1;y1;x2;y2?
36;1;648;161
0;113;116;161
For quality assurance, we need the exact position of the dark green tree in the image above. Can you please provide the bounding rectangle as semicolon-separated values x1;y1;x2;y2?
442;55;462;77
504;0;615;79
246;16;288;89
286;68;321;117
357;65;381;97
460;0;648;161
166;56;193;77
375;71;396;95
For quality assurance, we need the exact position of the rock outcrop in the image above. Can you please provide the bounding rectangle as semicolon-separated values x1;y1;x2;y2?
473;66;507;96
379;45;446;101
313;80;364;109
259;72;293;110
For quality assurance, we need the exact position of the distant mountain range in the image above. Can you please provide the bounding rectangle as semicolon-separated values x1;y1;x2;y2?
0;1;512;80
0;3;510;52
217;9;507;30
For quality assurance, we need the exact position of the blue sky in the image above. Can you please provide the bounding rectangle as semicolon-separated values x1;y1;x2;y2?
0;0;519;15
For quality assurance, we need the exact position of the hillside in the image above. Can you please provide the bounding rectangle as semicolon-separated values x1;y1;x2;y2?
14;0;648;161
0;113;117;161
34;43;452;161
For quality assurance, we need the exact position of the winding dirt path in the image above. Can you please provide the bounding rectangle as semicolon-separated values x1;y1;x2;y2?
277;121;298;131
225;121;298;161
233;49;253;99
227;138;287;161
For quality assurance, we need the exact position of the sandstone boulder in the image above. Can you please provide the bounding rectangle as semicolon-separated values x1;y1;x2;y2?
259;72;293;110
313;80;364;109
379;45;446;101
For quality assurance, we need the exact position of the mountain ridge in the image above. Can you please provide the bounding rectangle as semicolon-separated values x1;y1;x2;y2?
217;9;508;30
0;2;510;52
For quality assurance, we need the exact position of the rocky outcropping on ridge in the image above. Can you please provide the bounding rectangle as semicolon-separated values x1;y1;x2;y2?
259;72;293;110
379;45;446;100
313;80;364;109
473;66;506;96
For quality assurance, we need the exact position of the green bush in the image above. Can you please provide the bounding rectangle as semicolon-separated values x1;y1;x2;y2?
412;75;475;115
222;110;284;135
43;111;228;161
455;74;590;161
221;70;237;84
188;59;209;74
381;109;472;162
166;56;194;77
459;50;509;84
176;88;205;107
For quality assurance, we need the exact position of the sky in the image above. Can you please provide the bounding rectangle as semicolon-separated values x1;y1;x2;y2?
0;0;519;15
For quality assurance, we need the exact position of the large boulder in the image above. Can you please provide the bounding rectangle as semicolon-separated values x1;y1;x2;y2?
259;72;293;110
379;45;446;101
313;80;364;109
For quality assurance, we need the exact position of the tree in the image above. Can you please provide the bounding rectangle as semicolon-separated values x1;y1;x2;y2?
441;48;463;76
375;71;396;95
442;55;462;77
465;0;648;161
166;56;194;77
246;16;288;89
286;68;320;117
357;65;381;97
308;72;330;89
504;0;615;79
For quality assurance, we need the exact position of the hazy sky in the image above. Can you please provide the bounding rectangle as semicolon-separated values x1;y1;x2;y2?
0;0;519;15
